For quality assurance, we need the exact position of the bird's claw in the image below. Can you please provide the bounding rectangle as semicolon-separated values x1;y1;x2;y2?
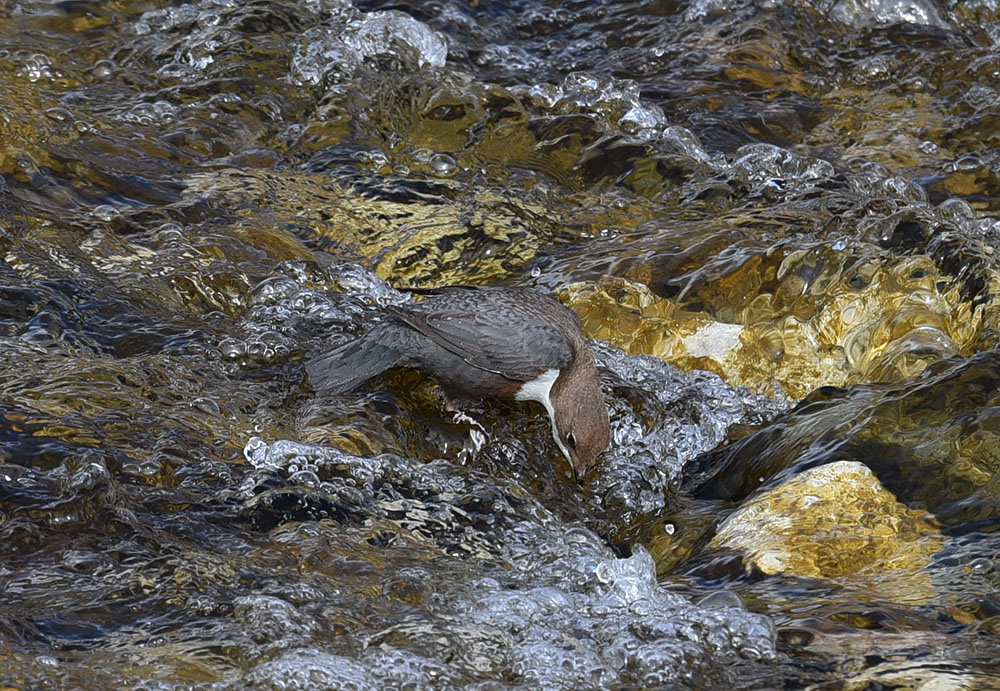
452;410;487;460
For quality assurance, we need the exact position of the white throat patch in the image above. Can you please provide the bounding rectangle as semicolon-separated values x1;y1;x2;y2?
515;368;572;462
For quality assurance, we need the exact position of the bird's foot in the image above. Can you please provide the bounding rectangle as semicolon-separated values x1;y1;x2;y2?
451;409;484;430
451;410;487;460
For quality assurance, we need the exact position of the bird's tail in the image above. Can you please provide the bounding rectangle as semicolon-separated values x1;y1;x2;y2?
304;328;403;394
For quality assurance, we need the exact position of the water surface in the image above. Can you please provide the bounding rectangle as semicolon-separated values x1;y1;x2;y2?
2;0;1000;687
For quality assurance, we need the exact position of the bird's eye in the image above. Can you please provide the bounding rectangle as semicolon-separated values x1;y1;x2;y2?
566;432;577;449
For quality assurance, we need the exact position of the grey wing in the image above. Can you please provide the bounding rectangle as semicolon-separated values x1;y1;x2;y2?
388;293;575;380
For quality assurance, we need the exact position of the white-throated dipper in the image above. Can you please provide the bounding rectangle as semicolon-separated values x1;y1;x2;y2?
305;285;610;480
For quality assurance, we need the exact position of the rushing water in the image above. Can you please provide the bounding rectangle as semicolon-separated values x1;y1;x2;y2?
2;0;1000;688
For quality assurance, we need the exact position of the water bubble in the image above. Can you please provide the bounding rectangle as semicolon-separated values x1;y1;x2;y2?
566;72;600;93
93;205;119;222
291;7;448;85
21;53;54;82
287;468;319;486
428;153;457;177
882;176;927;202
44;107;74;123
367;150;391;167
732;143;834;189
594;560;614;585
410;148;434;163
526;83;562;107
936;198;975;222
190;397;221;416
968;557;993;575
139;459;163;477
901;76;930;92
251;275;301;304
218;338;245;359
589;340;785;517
231;434;778;682
956;155;983;172
90;59;117;79
244;649;377;689
696;590;744;610
662;126;714;165
918;140;938;155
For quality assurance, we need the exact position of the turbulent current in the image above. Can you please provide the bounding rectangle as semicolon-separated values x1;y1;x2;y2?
2;0;1000;688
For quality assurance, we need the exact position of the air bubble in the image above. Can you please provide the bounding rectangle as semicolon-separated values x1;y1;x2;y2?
93;205;119;222
429;153;457;177
918;140;938;155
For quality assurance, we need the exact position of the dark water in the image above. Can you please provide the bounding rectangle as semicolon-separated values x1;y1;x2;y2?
2;0;1000;688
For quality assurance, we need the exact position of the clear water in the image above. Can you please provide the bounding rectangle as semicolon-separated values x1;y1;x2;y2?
2;0;1000;687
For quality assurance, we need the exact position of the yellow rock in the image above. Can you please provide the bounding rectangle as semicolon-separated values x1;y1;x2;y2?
709;461;944;603
563;246;986;400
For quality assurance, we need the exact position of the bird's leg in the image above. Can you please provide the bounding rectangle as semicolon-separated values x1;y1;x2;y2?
444;397;487;457
451;408;483;429
460;421;487;458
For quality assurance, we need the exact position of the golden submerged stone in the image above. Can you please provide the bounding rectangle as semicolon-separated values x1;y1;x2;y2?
564;240;991;401
709;461;944;604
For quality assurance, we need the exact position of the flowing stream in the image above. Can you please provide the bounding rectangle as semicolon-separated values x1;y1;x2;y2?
2;0;1000;688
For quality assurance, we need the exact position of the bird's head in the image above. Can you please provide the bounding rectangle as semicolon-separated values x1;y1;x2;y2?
550;351;609;482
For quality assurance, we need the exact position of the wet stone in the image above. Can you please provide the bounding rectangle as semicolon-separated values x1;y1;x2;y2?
709;461;944;603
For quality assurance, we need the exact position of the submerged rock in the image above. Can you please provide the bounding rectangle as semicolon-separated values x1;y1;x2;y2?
709;460;943;603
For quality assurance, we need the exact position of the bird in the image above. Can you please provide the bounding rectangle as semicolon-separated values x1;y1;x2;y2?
304;285;610;481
